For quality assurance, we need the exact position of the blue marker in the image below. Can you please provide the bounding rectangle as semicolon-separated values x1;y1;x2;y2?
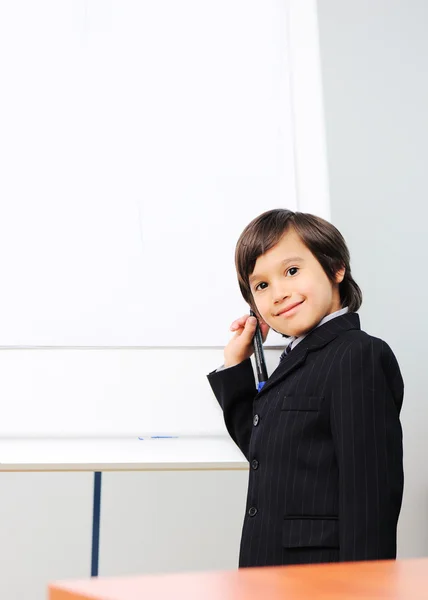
250;310;268;391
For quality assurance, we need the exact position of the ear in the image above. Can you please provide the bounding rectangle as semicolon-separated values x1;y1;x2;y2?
334;266;346;284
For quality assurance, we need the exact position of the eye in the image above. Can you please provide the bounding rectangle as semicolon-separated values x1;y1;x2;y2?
255;281;268;291
286;267;299;277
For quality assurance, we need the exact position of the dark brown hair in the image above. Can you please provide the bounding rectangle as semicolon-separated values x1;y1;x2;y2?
235;208;362;314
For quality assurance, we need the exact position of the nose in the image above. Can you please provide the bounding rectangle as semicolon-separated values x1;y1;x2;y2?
271;281;290;304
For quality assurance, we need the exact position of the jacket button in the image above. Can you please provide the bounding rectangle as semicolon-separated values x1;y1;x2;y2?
251;459;259;470
253;414;259;426
248;507;258;517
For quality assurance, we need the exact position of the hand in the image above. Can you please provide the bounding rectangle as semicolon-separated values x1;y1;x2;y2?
223;314;270;368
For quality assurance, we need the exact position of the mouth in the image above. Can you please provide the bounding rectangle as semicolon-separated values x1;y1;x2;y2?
276;301;304;318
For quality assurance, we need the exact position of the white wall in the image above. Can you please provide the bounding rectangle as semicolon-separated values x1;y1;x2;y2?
316;0;428;557
99;470;249;576
0;473;93;600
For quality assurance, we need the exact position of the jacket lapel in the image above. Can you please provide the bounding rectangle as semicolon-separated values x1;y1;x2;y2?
256;312;361;398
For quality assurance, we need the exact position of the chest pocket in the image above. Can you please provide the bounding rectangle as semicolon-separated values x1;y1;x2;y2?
281;396;324;411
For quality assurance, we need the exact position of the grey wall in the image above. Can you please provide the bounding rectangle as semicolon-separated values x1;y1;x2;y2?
0;468;248;600
317;0;428;557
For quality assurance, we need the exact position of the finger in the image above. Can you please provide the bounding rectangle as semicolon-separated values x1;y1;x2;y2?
230;314;250;331
238;315;257;342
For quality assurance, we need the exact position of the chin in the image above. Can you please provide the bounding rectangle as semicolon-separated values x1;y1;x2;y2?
276;328;300;338
288;330;305;338
287;324;313;338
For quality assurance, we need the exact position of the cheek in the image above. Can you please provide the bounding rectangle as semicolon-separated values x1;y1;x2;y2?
254;296;270;318
299;276;330;302
305;289;333;313
297;280;315;300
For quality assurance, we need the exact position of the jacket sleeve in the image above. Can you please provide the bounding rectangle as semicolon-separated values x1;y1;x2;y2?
207;358;257;460
329;337;404;561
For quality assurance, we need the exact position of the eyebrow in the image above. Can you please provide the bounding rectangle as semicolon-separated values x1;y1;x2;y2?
249;256;304;284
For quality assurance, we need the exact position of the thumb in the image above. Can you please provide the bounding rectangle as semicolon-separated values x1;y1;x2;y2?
241;316;257;343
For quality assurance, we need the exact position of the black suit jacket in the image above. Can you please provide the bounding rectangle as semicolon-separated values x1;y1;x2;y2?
207;313;404;568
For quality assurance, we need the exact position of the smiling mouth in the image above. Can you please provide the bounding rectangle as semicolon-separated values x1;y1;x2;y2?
276;301;304;317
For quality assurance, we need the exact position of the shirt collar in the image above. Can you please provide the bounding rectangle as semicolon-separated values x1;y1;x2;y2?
287;306;350;351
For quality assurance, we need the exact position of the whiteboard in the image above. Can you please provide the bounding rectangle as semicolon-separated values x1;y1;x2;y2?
0;347;289;438
0;0;327;348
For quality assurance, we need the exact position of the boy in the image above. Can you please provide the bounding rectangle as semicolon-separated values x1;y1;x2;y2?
207;209;403;567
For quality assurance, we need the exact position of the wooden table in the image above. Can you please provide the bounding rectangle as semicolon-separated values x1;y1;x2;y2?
49;558;428;600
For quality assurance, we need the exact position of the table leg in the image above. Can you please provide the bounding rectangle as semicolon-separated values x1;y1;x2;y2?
91;471;102;577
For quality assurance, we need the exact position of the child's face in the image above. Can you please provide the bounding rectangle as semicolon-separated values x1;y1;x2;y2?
249;229;345;338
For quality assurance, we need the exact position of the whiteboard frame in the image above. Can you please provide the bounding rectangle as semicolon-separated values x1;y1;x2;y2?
287;0;330;220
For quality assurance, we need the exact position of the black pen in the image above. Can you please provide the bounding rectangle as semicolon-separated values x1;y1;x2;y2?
250;310;268;391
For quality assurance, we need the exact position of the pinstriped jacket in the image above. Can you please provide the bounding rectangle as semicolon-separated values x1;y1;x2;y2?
207;313;404;568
